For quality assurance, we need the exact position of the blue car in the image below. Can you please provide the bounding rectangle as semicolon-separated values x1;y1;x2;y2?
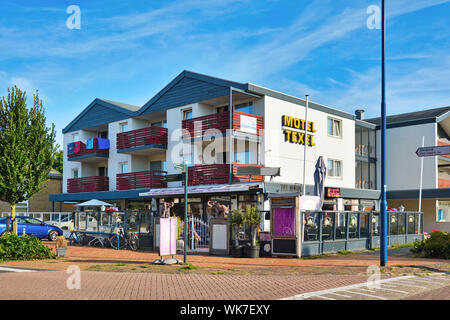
0;216;63;241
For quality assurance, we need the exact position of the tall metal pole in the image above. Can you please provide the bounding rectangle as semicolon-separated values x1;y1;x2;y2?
183;161;188;264
302;94;309;196
229;87;233;185
418;136;425;212
380;0;388;267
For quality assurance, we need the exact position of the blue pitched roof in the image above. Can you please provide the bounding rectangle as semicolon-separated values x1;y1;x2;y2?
62;98;139;133
137;70;248;115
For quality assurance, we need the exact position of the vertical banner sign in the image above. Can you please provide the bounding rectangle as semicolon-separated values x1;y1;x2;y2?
159;218;177;256
240;115;257;134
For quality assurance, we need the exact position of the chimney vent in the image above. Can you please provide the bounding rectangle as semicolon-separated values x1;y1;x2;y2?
355;109;365;120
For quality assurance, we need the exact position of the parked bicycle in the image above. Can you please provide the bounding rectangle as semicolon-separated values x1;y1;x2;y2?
109;228;140;251
88;235;109;248
70;230;86;246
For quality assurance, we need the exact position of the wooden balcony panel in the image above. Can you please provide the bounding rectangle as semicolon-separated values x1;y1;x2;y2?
187;163;263;186
233;111;264;136
117;127;168;150
438;178;450;188
67;176;109;193
182;113;229;138
116;170;167;190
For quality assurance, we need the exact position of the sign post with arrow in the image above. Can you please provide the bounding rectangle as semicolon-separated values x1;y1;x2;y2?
416;145;450;157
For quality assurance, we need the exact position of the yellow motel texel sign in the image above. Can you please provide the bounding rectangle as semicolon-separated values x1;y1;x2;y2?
281;115;316;147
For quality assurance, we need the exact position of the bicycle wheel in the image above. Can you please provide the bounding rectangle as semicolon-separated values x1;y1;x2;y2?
88;238;104;248
109;235;126;249
128;235;140;251
75;234;85;246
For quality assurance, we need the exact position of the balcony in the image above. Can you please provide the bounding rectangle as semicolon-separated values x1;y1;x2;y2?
68;176;109;193
116;170;167;190
182;111;264;139
68;139;109;162
187;163;263;186
117;127;168;155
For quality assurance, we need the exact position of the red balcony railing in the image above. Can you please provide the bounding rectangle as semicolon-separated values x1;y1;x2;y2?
182;112;263;138
116;170;167;190
117;126;168;150
68;139;109;160
187;163;263;186
67;176;109;193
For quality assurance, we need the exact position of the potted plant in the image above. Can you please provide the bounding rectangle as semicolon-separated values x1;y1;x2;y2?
243;206;262;258
229;209;244;258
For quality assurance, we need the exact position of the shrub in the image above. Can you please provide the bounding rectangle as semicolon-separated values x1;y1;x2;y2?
411;230;449;259
0;233;56;261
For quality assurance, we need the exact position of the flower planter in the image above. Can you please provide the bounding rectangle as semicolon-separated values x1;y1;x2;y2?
231;245;244;258
244;246;260;258
56;248;67;257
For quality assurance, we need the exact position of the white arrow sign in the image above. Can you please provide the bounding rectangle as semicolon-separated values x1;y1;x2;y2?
416;145;450;157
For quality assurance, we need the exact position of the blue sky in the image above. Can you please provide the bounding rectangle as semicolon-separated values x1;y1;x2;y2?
0;0;449;146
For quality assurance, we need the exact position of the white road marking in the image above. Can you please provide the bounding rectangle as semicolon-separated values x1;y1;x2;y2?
0;266;37;273
280;276;413;300
344;290;387;300
314;295;336;300
327;292;353;298
406;278;444;285
378;286;409;294
353;287;376;293
389;281;427;289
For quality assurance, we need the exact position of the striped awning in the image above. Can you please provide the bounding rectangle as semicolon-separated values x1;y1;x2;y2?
139;182;262;197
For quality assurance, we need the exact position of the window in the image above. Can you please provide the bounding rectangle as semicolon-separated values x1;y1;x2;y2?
120;122;128;133
151;120;167;128
327;159;342;178
216;106;228;113
150;160;166;172
120;163;128;174
72;133;79;142
98;131;108;139
437;201;450;222
327;117;342;138
235;102;253;114
72;169;79;179
183;109;192;120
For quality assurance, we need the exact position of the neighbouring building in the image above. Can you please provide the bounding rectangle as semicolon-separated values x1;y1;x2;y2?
50;71;381;227
1;170;73;213
367;106;450;232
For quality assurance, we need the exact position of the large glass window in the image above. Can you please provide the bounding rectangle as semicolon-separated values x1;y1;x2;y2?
389;212;398;235
120;122;128;133
336;213;346;239
398;212;406;234
348;213;358;238
322;213;334;240
304;212;319;241
120;162;128;174
360;212;369;237
407;213;415;234
183;109;193;120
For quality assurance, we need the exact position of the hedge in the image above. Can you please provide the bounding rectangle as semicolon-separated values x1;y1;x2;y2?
0;233;56;261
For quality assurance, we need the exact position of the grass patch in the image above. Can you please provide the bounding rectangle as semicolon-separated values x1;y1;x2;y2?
337;250;351;255
180;263;197;270
140;264;148;269
113;263;126;267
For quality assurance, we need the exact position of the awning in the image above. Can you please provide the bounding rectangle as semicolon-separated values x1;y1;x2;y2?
139;182;262;197
75;199;113;207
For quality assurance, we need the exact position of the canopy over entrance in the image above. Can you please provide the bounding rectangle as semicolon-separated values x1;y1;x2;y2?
75;199;113;207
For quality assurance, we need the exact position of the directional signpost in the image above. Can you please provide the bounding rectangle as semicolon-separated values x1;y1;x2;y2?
416;145;450;157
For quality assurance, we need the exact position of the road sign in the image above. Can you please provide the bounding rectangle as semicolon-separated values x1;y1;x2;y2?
416;145;450;157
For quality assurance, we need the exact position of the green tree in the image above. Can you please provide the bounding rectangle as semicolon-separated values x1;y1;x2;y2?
0;86;56;235
52;147;63;173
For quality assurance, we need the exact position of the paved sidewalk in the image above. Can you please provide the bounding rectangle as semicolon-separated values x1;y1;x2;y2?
0;270;369;300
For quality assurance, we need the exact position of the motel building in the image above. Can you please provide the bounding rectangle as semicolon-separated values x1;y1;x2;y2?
49;71;426;255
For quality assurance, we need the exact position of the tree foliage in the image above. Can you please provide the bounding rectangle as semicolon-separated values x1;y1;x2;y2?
0;86;56;206
52;147;63;174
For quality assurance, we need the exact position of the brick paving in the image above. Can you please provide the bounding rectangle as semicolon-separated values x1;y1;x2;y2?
0;270;370;300
0;242;448;300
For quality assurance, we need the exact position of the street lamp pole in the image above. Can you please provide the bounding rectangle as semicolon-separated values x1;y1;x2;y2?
380;0;388;267
183;160;188;264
